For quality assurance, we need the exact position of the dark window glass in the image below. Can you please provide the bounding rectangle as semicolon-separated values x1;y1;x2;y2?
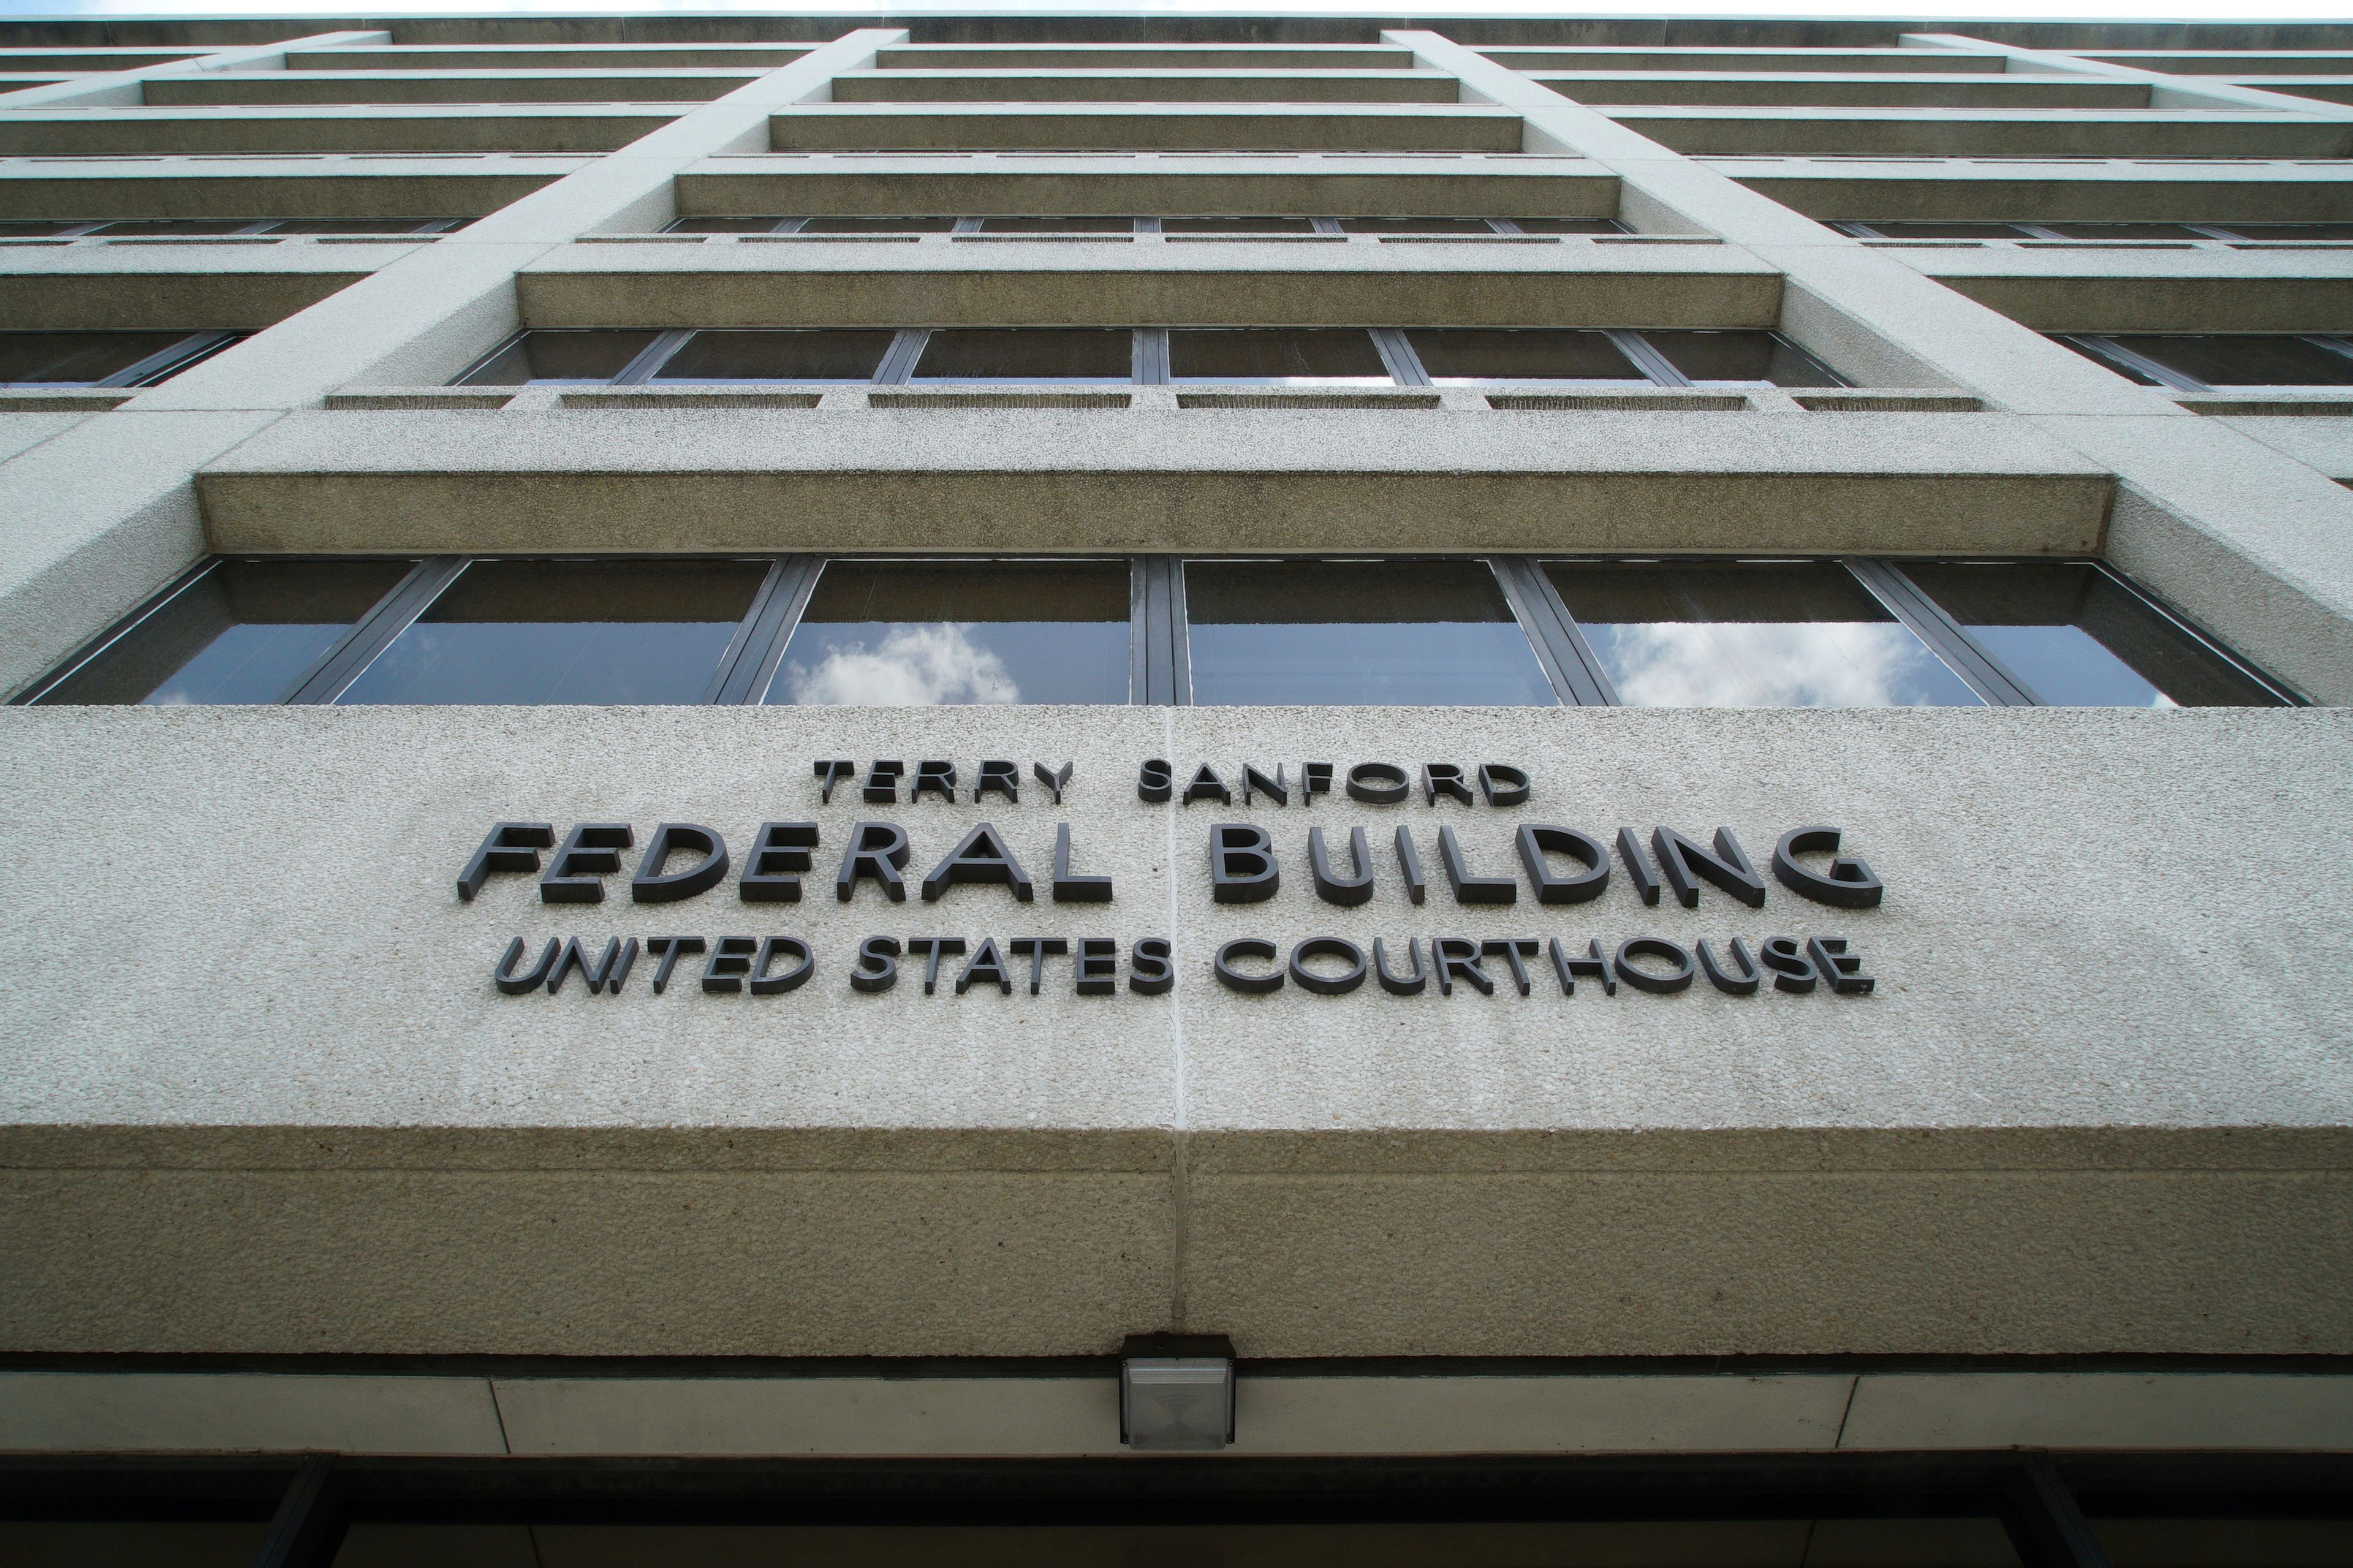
456;330;662;386
262;218;445;235
1544;561;1982;708
1857;221;2040;239
0;220;79;237
86;219;257;236
1643;331;1843;388
1337;217;1498;235
768;560;1130;706
912;328;1132;383
976;216;1136;233
2114;335;2353;388
1186;559;1556;706
799;216;957;233
1404;328;1646;382
2216;222;2353;241
666;216;787;233
1509;217;1628;233
39;559;412;705
0;330;199;386
1901;562;2281;706
1169;328;1390;384
1162;216;1317;233
651;329;894;384
338;559;764;705
2057;336;2165;385
2034;221;2209;240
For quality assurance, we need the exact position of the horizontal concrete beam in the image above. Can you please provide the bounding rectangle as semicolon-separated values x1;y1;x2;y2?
770;102;1525;153
1480;46;2012;72
0;154;580;221
876;45;1422;70
678;153;1618;218
194;406;2110;557
510;242;1778;328
290;44;819;71
0;104;682;156
143;67;765;107
1911;255;2353;332
1534;71;2149;108
828;68;1461;105
0;259;375;329
1718;159;2353;223
1616;105;2352;157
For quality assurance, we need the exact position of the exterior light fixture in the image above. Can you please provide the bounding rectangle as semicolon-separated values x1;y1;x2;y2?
1119;1333;1236;1452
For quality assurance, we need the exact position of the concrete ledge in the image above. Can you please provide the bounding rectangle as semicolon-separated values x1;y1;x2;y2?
0;389;132;412
1617;105;2351;159
768;102;1526;154
0;105;680;157
561;387;825;409
868;388;1130;409
2183;395;2353;417
192;407;2112;556
0;154;569;222
1794;391;1987;412
1840;1373;2353;1451
1486;390;1751;411
1176;390;1439;409
0;264;374;331
324;387;515;410
0;1371;508;1454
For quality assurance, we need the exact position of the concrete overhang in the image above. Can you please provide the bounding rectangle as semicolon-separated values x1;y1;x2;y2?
1481;47;2012;72
0;247;379;328
1896;246;2353;331
769;102;1526;153
1712;156;2353;223
874;44;1420;70
193;404;2112;558
1529;71;2150;108
0;103;683;156
676;151;1620;219
0;153;582;221
512;238;1778;328
825;68;1461;104
1618;106;2353;158
142;67;765;106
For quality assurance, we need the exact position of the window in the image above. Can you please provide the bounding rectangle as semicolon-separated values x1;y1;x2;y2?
2218;222;2353;241
1840;221;2044;239
976;216;1137;233
456;330;666;387
768;560;1131;706
0;330;239;388
335;559;768;705
1168;329;1392;385
1541;561;1985;708
1643;331;1843;388
2059;334;2353;390
1899;561;2281;706
1162;216;1319;233
32;559;414;705
911;328;1134;383
649;329;895;384
1338;217;1509;235
1184;559;1559;706
23;556;2291;710
1405;328;1648;384
661;215;1627;237
1844;219;2353;243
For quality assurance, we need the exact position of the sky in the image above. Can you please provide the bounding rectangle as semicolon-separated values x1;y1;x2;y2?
0;0;2347;22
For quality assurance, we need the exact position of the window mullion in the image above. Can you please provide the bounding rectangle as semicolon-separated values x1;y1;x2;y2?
1846;557;2039;706
1370;327;1428;386
95;331;235;389
1167;557;1192;706
1136;328;1169;384
1607;330;1688;387
11;557;222;705
286;556;469;705
1494;557;1613;706
612;329;694;386
709;555;820;705
876;329;928;384
2065;334;2203;392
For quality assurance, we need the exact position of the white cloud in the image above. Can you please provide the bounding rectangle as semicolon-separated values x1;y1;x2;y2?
783;622;1020;706
1604;621;1955;707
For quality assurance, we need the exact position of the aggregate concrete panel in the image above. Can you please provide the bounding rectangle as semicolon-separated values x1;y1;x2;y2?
0;409;93;464
1717;156;2353;224
874;45;1422;71
0;1371;509;1453
769;102;1525;154
509;240;1780;329
0;153;578;221
0;104;683;157
142;67;765;107
1227;1374;1856;1454
675;152;1620;219
192;406;2110;558
0;705;2346;1357
1912;249;2353;333
2213;411;2353;475
494;1376;1126;1456
294;44;819;71
0;251;379;329
1614;106;2353;159
826;69;1460;105
1483;47;2014;72
1530;71;2150;108
1840;1372;2353;1450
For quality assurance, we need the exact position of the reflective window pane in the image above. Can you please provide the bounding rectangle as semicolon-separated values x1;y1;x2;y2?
86;218;256;236
456;330;661;387
1337;217;1498;235
1169;328;1389;384
768;560;1130;706
0;330;196;385
799;216;957;233
1404;328;1646;383
2033;221;2209;240
976;216;1135;233
263;218;445;235
338;559;764;705
912;328;1132;383
0;220;81;237
1186;559;1556;706
1858;221;2040;239
1643;331;1843;387
651;329;894;384
666;216;786;233
2112;334;2353;388
1545;561;1982;708
39;559;412;705
2216;222;2353;241
1901;562;2282;706
1509;217;1627;233
1162;216;1317;233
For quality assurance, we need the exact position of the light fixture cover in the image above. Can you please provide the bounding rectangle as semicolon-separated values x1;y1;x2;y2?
1120;1356;1235;1451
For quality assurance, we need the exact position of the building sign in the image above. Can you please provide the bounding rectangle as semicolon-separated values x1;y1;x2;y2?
464;759;1883;1003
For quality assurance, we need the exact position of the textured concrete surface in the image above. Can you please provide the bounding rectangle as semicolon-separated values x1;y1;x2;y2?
0;705;2346;1355
1721;156;2353;224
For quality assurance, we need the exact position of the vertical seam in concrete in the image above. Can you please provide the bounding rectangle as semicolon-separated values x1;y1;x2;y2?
1831;1373;1861;1450
1164;703;1189;1332
487;1376;515;1454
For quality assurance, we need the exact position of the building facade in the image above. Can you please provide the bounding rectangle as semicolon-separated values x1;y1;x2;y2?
0;9;2349;1566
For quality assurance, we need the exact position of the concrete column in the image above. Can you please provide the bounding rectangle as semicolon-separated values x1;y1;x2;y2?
0;30;393;110
1387;29;2353;704
0;27;906;699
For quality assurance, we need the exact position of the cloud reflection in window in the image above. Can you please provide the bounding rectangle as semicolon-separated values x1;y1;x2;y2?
1588;621;1983;708
782;622;1021;706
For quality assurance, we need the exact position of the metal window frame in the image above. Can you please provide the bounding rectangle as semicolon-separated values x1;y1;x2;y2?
9;555;229;705
286;556;469;704
1491;556;1612;705
2055;333;2204;392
